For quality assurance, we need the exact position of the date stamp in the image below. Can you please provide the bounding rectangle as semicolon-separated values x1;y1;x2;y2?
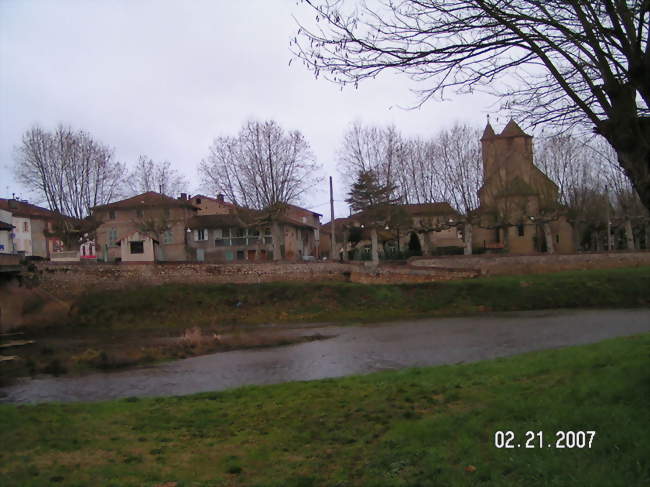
494;430;596;449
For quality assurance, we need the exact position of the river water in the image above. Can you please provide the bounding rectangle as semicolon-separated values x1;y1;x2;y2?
2;308;648;403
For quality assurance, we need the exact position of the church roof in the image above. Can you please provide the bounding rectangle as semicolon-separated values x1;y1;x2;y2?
500;119;531;138
481;122;496;140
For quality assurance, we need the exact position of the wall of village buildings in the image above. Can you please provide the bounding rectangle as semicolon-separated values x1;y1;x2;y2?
94;206;194;262
410;250;650;276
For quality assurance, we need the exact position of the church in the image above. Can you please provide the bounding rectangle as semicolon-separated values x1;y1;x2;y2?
470;120;575;254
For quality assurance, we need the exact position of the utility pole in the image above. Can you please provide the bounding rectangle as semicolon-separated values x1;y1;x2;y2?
605;184;612;251
329;176;336;260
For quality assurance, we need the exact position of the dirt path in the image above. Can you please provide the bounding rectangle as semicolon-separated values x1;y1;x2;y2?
2;308;649;404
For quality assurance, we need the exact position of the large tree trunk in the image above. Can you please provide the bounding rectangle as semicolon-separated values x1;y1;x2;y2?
543;223;555;254
370;227;379;265
624;219;635;250
418;231;431;256
464;222;472;255
272;222;283;261
598;111;650;214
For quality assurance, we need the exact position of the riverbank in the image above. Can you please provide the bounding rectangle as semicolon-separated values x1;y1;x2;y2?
3;266;649;380
1;333;648;486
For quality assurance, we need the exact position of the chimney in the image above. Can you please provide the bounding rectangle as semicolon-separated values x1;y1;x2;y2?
217;194;224;203
179;193;187;200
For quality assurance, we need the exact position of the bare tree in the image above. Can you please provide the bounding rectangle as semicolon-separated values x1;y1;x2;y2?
14;124;124;219
127;155;188;197
338;121;404;198
200;120;321;260
293;1;650;212
588;137;649;249
200;120;321;209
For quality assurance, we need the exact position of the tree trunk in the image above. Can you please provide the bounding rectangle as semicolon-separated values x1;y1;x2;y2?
543;223;554;254
370;227;379;265
624;219;635;250
418;231;431;256
596;110;650;215
464;222;473;255
272;221;282;261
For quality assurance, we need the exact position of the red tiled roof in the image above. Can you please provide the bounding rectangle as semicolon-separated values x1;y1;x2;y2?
191;194;237;209
92;192;196;211
286;203;323;217
0;198;61;219
400;203;460;216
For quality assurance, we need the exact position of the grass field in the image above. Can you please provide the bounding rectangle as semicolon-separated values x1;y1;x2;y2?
5;266;650;380
1;333;649;486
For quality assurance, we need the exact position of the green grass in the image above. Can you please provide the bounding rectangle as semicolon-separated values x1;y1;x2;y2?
68;266;650;331
1;334;648;486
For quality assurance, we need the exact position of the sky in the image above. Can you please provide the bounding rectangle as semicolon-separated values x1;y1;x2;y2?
0;0;500;220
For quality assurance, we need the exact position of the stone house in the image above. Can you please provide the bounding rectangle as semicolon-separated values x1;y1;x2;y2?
92;192;197;262
186;203;322;263
471;120;575;254
0;198;64;258
321;202;463;259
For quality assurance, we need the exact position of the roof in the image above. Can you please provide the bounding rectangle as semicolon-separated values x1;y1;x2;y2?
188;213;257;228
481;122;496;140
188;209;319;229
286;203;323;217
400;203;460;217
118;230;159;244
92;192;197;211
191;194;237;209
500;119;531;138
0;198;61;219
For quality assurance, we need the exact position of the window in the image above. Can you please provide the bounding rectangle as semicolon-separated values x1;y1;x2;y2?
163;229;173;244
108;210;116;220
164;208;170;218
136;209;144;218
130;241;144;254
23;221;29;232
517;224;525;237
195;198;202;204
263;227;273;244
108;228;118;246
556;234;560;244
195;228;207;241
236;250;245;260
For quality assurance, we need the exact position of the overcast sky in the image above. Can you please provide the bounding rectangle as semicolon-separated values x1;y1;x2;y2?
0;0;500;219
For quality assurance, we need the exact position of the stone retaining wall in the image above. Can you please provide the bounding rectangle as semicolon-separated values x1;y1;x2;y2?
30;261;478;299
409;251;650;276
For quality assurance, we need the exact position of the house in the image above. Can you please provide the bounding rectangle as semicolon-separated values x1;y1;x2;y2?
0;219;15;254
190;193;236;215
471;120;575;253
118;231;159;263
321;202;463;259
0;198;64;258
185;202;322;263
92;192;197;262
